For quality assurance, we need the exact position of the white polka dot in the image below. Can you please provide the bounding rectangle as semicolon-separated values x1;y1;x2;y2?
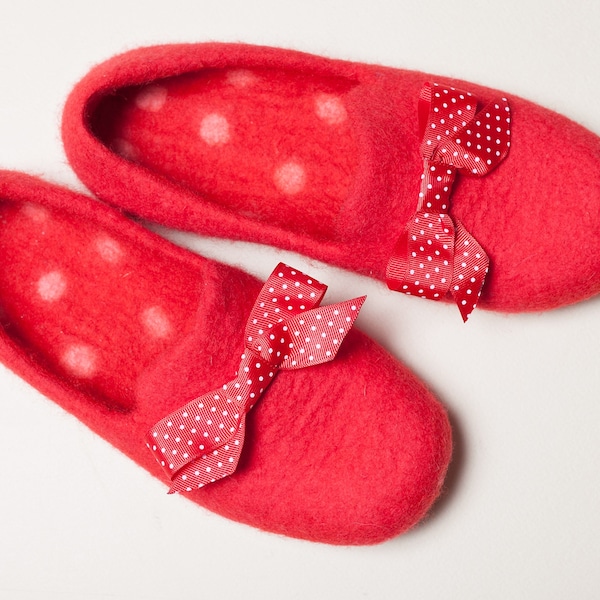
21;203;49;223
142;306;172;339
226;69;258;88
94;236;123;263
199;113;230;145
37;271;67;302
135;85;168;112
274;161;306;195
113;138;138;160
62;344;97;378
314;94;348;125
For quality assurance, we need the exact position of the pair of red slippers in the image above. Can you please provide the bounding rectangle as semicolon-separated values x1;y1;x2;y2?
1;42;599;545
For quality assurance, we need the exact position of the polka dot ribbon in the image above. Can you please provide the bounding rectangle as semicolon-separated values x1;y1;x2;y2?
146;263;366;493
386;82;511;321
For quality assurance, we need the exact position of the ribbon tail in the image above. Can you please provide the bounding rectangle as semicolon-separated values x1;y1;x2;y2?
279;296;366;369
146;376;247;476
168;418;247;493
450;220;489;322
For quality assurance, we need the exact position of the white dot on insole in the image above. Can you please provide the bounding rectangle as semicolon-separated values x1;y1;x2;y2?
37;271;67;302
226;69;258;88
273;161;306;195
62;344;97;378
135;85;168;112
314;94;348;125
94;236;123;263
113;138;138;160
21;203;50;223
199;113;230;145
142;306;172;338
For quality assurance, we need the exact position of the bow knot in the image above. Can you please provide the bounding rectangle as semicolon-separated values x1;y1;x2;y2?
146;263;365;493
387;82;511;321
246;323;290;368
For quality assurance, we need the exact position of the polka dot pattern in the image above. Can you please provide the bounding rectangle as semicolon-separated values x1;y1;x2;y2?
273;161;306;195
386;82;511;321
135;85;168;112
61;343;98;378
21;203;49;223
146;263;365;493
107;67;357;238
0;191;211;423
226;69;258;88
199;113;230;146
37;271;67;302
425;84;511;175
141;305;172;339
113;138;138;161
314;93;347;125
94;236;123;263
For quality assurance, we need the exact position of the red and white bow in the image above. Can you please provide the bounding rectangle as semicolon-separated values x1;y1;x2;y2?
146;263;365;493
386;82;511;321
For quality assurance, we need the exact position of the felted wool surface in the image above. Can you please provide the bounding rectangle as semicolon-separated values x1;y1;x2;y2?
62;43;600;314
0;171;452;545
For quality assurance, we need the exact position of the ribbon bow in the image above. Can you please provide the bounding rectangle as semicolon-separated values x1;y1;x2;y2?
146;263;365;493
386;82;511;321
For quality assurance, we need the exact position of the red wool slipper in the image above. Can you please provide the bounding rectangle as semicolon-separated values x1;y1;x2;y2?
62;43;600;319
0;171;451;545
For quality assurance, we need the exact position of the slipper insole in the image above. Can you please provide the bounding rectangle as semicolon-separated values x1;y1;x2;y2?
0;199;202;411
92;68;359;240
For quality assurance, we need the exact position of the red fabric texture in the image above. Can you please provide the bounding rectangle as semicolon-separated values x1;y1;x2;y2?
0;171;451;545
62;43;600;313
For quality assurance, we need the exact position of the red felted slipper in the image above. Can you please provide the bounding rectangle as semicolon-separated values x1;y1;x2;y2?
62;43;600;320
0;171;451;545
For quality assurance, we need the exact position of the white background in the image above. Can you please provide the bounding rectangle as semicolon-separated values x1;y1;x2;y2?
1;1;599;598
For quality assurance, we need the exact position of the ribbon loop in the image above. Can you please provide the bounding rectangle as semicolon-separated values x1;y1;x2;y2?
387;82;511;321
146;263;365;493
